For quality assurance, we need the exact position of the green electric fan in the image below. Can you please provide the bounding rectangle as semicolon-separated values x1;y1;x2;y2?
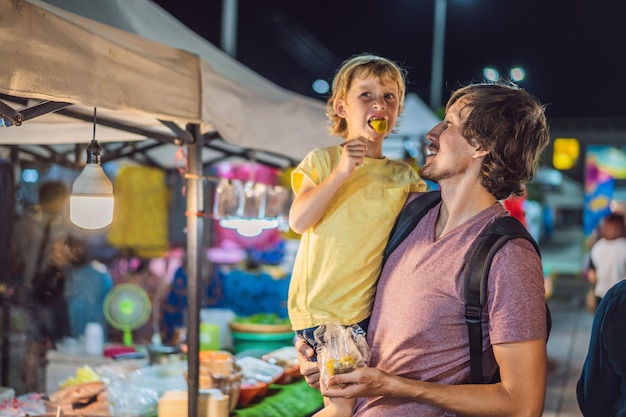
104;283;152;346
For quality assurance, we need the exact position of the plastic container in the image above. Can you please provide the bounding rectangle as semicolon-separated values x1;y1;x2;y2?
231;331;294;354
84;322;104;356
200;322;220;351
236;356;284;384
237;382;268;407
200;308;236;349
0;387;15;401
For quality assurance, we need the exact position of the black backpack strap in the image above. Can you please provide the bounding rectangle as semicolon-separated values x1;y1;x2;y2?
462;216;540;384
383;191;441;266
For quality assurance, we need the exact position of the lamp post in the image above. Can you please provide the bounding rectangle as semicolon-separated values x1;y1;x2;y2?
221;0;238;57
429;0;447;111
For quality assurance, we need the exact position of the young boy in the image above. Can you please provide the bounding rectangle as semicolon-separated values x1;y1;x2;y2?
288;53;427;416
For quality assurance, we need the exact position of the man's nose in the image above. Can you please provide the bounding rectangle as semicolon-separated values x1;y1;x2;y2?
426;122;444;140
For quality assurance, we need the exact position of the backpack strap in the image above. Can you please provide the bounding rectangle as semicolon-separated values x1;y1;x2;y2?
462;216;540;384
383;191;441;266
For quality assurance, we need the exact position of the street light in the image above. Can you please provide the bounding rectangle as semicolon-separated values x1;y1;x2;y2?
430;1;477;111
509;67;526;82
483;66;526;83
483;67;500;82
430;0;447;111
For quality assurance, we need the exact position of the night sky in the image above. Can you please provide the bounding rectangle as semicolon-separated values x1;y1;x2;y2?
153;0;626;120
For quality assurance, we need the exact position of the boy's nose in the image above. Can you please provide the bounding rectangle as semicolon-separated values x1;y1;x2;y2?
373;99;386;109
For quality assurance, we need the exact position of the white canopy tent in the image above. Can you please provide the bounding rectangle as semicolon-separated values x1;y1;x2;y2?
383;92;441;160
0;1;337;412
0;0;336;169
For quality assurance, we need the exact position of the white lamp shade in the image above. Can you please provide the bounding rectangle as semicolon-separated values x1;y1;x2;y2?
219;218;279;237
70;163;114;229
70;195;114;229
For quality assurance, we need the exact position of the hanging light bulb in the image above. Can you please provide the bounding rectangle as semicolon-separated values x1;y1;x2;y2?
70;109;114;229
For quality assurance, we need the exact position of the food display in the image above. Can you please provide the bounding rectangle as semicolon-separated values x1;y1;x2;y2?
194;350;242;412
14;320;306;415
262;346;301;384
44;381;109;416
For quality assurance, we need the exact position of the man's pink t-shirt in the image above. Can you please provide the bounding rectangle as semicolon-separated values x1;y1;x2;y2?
354;197;547;417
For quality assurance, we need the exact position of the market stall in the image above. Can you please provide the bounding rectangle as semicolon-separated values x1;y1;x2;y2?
0;1;336;415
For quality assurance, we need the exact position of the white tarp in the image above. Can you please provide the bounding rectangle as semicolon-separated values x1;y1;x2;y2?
383;93;441;160
0;0;336;162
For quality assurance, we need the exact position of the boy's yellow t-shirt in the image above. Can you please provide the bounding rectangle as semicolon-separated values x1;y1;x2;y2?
288;145;426;330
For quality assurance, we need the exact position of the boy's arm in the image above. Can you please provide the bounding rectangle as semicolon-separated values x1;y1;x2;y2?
322;339;547;417
289;172;345;234
289;140;367;233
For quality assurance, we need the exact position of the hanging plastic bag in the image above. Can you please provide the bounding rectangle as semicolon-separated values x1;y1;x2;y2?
314;321;370;384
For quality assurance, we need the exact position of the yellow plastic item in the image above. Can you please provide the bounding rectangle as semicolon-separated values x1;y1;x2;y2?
59;366;100;389
370;119;387;133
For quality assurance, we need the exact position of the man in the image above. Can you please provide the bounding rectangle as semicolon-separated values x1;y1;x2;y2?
577;279;626;416
297;82;551;416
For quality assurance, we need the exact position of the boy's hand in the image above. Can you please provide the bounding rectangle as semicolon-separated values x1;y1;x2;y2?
338;138;367;175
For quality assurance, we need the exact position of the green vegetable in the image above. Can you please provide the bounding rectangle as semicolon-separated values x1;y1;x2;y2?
233;313;291;325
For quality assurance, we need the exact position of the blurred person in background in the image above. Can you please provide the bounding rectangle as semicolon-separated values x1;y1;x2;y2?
587;212;626;310
577;279;626;416
64;235;114;341
11;181;72;393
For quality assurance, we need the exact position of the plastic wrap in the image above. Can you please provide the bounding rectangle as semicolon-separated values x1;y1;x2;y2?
314;321;370;383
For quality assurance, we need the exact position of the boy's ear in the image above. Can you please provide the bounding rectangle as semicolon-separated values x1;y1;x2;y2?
334;99;347;117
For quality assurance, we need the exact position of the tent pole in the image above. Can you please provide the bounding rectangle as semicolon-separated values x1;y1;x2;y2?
185;123;203;417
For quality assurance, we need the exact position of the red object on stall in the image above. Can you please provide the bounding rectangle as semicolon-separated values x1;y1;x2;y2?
503;194;527;227
103;346;137;358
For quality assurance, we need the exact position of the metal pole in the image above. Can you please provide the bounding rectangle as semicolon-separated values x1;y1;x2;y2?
430;0;447;111
221;0;238;57
186;124;204;417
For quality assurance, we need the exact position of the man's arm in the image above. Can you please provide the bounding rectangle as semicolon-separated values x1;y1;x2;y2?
577;294;623;416
322;339;547;417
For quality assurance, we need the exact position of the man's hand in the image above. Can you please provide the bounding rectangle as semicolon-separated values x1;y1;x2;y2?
295;338;321;390
322;367;391;399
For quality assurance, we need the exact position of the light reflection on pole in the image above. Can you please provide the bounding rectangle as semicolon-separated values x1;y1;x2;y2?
221;0;238;57
430;0;447;111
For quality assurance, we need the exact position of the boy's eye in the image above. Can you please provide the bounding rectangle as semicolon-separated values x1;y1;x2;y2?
384;93;396;100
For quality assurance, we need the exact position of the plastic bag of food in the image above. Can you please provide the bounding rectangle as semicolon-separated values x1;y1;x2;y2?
314;321;370;383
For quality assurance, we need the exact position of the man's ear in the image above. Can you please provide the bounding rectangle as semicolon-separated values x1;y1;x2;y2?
473;146;490;159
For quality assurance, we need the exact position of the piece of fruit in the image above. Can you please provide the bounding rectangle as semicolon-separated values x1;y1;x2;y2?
370;119;387;133
326;355;357;376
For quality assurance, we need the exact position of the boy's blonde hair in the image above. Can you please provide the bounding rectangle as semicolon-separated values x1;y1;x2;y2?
327;54;407;138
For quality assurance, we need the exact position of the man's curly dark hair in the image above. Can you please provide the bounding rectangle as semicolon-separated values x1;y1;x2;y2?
446;81;550;200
